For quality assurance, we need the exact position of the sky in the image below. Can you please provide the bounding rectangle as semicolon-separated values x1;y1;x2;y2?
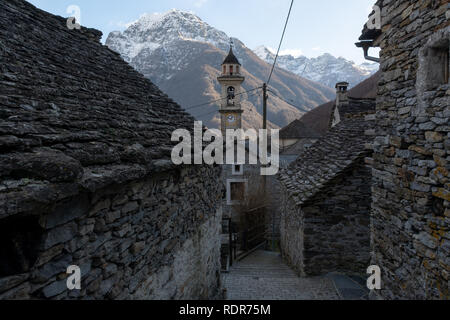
26;0;377;64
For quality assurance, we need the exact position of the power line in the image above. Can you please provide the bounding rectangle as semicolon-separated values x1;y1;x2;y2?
193;89;262;119
195;90;262;118
184;97;225;111
267;0;295;85
184;86;263;111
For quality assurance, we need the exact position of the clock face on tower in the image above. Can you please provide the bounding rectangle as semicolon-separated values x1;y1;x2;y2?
227;114;236;124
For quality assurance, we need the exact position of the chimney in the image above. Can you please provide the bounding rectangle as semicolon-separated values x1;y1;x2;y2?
335;82;349;107
329;82;349;129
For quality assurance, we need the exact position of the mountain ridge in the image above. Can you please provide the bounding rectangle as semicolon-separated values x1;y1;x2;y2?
106;10;336;130
254;46;379;89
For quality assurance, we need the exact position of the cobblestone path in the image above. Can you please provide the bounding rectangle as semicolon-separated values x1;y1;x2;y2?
222;250;340;300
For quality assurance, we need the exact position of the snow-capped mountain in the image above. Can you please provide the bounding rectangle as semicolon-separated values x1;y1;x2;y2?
107;10;232;79
254;46;379;89
106;10;335;130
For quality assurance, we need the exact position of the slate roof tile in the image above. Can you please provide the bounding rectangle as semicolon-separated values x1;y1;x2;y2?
278;116;375;205
0;0;201;217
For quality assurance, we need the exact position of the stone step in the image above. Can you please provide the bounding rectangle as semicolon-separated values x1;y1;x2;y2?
225;273;299;279
230;264;294;269
228;267;297;272
230;269;296;273
229;269;296;276
230;268;295;272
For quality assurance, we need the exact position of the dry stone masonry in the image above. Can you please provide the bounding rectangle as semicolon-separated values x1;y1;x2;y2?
1;0;449;302
277;0;449;300
278;97;376;277
362;0;449;299
0;0;223;300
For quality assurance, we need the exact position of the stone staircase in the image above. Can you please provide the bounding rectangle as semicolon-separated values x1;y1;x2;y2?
222;250;340;300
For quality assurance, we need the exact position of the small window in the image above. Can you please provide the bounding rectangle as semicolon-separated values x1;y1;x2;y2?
230;183;245;201
223;65;226;74
226;179;247;205
227;86;235;97
229;65;234;75
431;197;444;216
432;46;449;85
0;215;44;277
236;66;240;74
227;86;235;106
416;31;449;114
232;164;243;175
421;43;449;89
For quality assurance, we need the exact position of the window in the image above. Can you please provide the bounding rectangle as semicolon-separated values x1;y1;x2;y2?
230;183;245;201
227;86;235;106
431;197;444;216
236;66;240;74
227;86;235;97
226;179;248;205
232;164;243;175
229;65;234;75
223;65;226;74
416;31;449;114
0;215;43;277
420;40;449;89
430;46;449;85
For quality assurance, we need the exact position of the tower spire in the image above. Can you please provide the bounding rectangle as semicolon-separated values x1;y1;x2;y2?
217;40;245;135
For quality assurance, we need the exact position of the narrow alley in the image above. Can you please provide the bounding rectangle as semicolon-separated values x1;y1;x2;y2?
222;250;363;300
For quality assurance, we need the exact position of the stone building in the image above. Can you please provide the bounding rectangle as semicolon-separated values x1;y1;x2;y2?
297;72;380;136
0;0;223;300
278;72;380;163
278;83;377;276
356;0;449;299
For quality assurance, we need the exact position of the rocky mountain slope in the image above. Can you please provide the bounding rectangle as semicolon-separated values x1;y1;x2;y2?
106;10;335;130
254;46;379;89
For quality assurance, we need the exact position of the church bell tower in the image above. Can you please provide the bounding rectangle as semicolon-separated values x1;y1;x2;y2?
217;42;245;134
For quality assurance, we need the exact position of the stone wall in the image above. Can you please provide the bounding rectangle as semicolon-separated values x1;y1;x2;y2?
279;188;305;275
266;174;284;248
0;165;223;300
280;159;371;276
370;0;449;299
0;0;225;300
302;160;371;275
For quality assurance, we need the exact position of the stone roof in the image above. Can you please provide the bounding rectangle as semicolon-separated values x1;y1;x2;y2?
278;117;374;206
0;0;199;218
338;98;377;118
222;47;241;65
278;93;376;205
280;120;321;140
297;72;380;136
